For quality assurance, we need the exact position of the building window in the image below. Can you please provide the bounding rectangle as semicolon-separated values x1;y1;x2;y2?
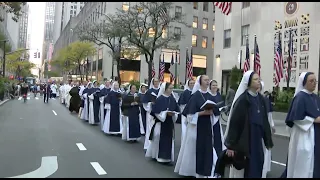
242;2;250;8
148;28;155;37
212;20;215;31
224;29;231;48
71;6;73;9
203;2;208;12
192;35;197;47
202;18;208;30
193;16;198;28
202;36;208;48
213;5;215;13
70;10;73;15
74;5;77;9
241;25;249;46
193;2;198;10
175;6;182;19
122;2;129;11
174;27;181;40
162;28;167;38
212;38;214;49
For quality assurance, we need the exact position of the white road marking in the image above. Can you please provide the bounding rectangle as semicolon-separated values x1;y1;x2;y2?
271;160;286;166
76;143;87;151
27;94;30;96
52;110;57;116
18;97;22;100
35;97;39;100
90;162;107;175
27;97;30;100
8;156;58;178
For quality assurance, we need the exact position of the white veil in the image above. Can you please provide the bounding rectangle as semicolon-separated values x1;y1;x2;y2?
86;82;93;89
260;81;265;93
149;78;160;90
111;82;120;92
139;83;148;94
294;72;308;97
184;79;191;91
191;75;202;94
157;82;166;98
224;70;254;138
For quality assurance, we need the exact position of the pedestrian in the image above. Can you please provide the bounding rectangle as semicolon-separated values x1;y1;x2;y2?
177;79;194;143
88;80;100;125
121;84;142;142
80;82;92;121
98;80;111;130
43;83;51;103
146;82;180;164
281;72;320;178
78;81;87;118
50;82;57;99
141;78;160;150
224;70;273;178
68;82;81;114
174;75;217;178
102;81;122;135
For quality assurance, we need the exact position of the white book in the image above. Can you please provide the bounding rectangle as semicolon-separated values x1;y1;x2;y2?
200;100;217;110
167;111;180;114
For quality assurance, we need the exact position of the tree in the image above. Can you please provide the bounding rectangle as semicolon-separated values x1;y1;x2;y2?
0;2;26;22
229;66;242;90
116;2;189;84
5;48;35;77
51;41;96;82
75;14;140;84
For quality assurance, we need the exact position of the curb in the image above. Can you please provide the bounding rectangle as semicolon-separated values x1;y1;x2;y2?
0;99;10;106
220;123;290;139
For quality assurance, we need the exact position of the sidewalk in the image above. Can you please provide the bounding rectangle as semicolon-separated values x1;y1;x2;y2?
0;99;9;106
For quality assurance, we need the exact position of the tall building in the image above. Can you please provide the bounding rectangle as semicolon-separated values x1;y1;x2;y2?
213;2;320;93
53;2;85;44
18;4;29;49
53;2;216;83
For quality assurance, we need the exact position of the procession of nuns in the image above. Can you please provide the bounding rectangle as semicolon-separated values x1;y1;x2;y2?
73;70;320;178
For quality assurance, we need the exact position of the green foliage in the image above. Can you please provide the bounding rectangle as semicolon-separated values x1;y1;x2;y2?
0;77;5;93
129;80;140;91
0;2;26;22
5;49;34;77
0;31;12;52
273;90;293;112
229;66;242;90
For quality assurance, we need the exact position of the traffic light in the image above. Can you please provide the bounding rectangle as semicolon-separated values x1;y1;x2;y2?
34;52;37;58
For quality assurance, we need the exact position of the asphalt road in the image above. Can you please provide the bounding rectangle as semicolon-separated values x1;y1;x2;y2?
0;95;287;178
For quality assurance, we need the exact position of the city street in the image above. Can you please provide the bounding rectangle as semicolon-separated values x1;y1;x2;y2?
0;95;287;178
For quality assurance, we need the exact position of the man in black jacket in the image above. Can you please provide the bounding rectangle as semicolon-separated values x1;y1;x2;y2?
43;83;51;103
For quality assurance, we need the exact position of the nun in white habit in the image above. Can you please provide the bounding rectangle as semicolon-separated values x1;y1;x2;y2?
281;72;320;178
177;79;195;143
142;78;160;150
88;80;100;125
174;75;218;178
80;82;93;121
145;82;180;164
102;82;123;135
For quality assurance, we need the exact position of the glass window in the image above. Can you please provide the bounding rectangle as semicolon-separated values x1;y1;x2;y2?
175;6;182;19
192;35;197;47
202;36;208;48
241;25;249;46
193;2;198;10
193;16;198;28
224;29;231;48
203;2;208;12
242;2;250;8
174;27;181;40
202;18;208;30
148;28;155;37
122;2;129;11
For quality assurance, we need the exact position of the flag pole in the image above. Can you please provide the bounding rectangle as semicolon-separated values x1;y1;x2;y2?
174;50;178;88
239;50;242;69
254;34;257;74
185;47;188;82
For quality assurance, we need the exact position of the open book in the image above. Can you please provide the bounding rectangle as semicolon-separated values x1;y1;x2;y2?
200;100;217;110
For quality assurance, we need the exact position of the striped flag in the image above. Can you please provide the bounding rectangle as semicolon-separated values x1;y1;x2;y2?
213;2;232;16
285;30;293;82
274;33;283;86
243;37;250;73
170;52;175;83
159;53;165;81
159;6;169;26
151;62;156;78
254;36;261;76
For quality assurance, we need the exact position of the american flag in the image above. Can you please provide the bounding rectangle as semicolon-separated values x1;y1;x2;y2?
159;53;165;81
186;48;193;79
213;2;232;16
274;33;283;86
254;36;261;76
243;37;250;73
170;52;175;83
286;30;293;82
151;62;156;78
159;6;169;25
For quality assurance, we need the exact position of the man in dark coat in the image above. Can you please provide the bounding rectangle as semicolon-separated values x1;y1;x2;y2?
69;82;81;113
44;82;51;103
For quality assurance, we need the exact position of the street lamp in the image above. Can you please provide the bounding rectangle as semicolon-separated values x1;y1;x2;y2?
0;39;8;77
